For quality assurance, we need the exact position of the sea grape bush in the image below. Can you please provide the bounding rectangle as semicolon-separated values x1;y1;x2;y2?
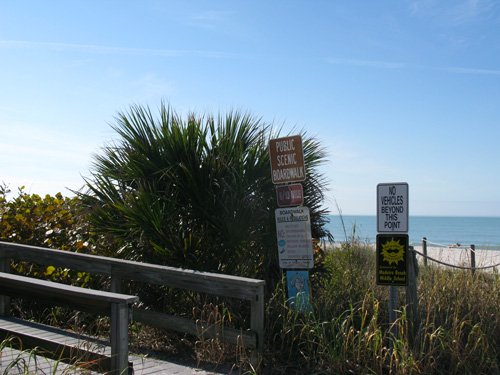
0;184;93;286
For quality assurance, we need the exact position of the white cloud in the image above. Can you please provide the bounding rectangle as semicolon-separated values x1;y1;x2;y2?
327;58;405;69
409;0;495;25
326;56;500;77
0;40;238;59
442;66;500;76
187;10;236;29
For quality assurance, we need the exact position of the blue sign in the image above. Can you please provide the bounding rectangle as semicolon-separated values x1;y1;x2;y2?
286;270;312;312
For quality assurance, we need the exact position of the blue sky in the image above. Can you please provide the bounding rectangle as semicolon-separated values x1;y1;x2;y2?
1;1;499;216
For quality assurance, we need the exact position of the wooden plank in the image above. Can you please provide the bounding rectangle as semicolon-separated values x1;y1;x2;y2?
0;317;112;372
250;284;265;353
0;256;10;315
110;274;124;294
0;241;265;355
1;347;227;375
406;246;420;345
113;265;264;300
0;317;108;349
0;272;138;308
0;242;113;275
0;274;138;374
132;308;257;349
0;347;101;374
0;242;265;300
110;303;130;374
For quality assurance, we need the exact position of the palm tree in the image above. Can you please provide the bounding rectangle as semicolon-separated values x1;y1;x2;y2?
79;103;331;283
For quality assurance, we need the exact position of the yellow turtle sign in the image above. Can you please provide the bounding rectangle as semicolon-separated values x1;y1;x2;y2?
376;234;408;286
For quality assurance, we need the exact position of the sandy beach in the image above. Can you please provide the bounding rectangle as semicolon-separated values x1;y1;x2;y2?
412;245;500;273
328;242;500;273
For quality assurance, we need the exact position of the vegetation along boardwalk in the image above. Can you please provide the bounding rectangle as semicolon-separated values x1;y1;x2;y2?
0;241;263;374
0;346;227;374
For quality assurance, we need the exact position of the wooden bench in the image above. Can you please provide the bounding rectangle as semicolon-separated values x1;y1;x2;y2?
0;272;138;374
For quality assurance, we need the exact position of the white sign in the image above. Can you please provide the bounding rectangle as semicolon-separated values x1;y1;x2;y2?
275;206;314;269
377;182;409;233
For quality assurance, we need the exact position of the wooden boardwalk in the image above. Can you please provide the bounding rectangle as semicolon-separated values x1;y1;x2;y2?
0;242;262;374
0;318;226;375
0;348;226;374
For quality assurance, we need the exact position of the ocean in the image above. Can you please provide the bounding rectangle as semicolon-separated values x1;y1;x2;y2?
325;215;500;250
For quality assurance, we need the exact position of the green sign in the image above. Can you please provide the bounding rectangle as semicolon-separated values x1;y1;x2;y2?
376;234;408;286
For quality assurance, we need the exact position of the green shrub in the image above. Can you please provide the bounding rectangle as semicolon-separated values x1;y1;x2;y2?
78;104;332;287
0;185;96;288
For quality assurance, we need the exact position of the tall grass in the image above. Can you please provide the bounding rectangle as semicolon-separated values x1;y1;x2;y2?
0;336;86;374
2;239;497;374
263;240;500;374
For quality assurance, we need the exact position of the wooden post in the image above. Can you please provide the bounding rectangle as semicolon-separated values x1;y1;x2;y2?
406;246;419;345
388;285;398;357
422;237;428;267
0;256;10;316
470;244;476;275
110;302;130;374
111;273;123;294
250;284;265;365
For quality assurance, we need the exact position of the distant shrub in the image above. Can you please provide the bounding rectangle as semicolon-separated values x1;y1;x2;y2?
0;184;94;286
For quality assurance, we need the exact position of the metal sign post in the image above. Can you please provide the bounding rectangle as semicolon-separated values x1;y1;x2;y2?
269;135;313;311
388;285;398;350
376;182;409;357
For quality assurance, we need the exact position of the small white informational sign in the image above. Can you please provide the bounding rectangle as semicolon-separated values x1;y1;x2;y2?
275;206;314;269
377;182;409;233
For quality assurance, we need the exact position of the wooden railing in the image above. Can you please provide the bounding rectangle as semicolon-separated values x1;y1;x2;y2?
0;241;265;353
0;271;138;374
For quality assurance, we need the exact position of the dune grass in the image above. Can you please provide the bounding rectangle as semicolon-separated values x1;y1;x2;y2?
1;240;498;374
261;241;500;374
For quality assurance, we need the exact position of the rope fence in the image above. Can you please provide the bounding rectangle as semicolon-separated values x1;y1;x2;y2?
412;248;500;270
421;240;474;251
419;239;500;256
414;237;500;272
